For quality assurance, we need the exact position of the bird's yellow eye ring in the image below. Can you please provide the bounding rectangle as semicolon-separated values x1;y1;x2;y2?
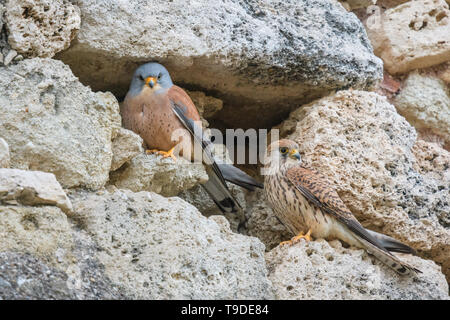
280;147;288;154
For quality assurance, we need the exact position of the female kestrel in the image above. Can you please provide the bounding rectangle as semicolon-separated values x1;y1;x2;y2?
121;62;262;213
264;139;420;275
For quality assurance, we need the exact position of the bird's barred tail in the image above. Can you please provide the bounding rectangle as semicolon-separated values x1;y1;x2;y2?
356;235;421;276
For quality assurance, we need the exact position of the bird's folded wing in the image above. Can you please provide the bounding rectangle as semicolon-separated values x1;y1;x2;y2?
171;101;226;184
285;166;390;253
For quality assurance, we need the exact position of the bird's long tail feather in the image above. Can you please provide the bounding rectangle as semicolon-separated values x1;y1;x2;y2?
365;230;417;255
355;234;421;276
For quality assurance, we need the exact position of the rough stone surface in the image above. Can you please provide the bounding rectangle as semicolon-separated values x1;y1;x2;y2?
179;182;246;233
366;0;450;74
71;189;274;299
0;168;72;213
266;239;449;300
5;0;81;58
0;211;129;299
0;138;10;168
57;0;382;129
0;58;122;190
393;72;450;147
0;205;73;268
110;128;143;171
109;153;208;197
279;90;450;282
0;251;78;299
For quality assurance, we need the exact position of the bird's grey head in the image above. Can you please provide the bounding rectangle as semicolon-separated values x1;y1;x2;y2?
127;62;174;96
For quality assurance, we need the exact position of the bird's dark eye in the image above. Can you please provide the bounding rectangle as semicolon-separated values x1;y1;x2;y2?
280;147;288;154
157;73;162;80
139;75;144;81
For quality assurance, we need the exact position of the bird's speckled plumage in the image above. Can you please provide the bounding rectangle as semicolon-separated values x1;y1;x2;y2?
264;139;420;276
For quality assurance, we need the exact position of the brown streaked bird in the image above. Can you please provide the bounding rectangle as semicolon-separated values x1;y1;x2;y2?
264;139;421;276
121;62;263;213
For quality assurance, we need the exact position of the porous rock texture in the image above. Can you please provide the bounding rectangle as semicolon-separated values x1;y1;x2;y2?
0;168;72;213
366;0;450;74
244;189;291;250
5;0;81;58
0;203;130;299
266;239;449;300
57;0;382;128
109;153;208;197
393;72;450;148
71;189;274;299
278;90;450;282
110;127;143;171
0;58;122;190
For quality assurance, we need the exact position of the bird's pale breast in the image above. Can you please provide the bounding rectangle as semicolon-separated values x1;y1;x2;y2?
122;86;198;152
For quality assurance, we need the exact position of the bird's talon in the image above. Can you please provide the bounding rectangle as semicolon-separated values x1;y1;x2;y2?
145;147;177;161
280;229;312;246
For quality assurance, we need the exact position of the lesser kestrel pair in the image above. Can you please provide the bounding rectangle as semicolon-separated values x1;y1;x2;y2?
122;62;419;276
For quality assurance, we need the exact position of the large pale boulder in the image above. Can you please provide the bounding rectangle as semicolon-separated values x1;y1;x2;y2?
0;204;130;299
366;0;450;74
109;153;208;197
0;58;122;190
278;90;450;281
266;239;449;299
71;189;274;299
393;72;450;148
4;0;81;58
244;189;291;250
57;0;382;128
0;168;72;213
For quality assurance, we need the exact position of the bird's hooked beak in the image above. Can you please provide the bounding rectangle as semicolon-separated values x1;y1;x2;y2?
145;76;157;89
289;149;301;160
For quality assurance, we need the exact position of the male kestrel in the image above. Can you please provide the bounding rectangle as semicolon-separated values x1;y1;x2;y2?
121;62;262;213
264;139;420;275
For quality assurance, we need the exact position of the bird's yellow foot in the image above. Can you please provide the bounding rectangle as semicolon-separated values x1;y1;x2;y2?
280;229;312;246
145;147;177;161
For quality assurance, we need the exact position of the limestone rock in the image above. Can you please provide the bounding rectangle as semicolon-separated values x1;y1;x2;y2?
0;205;73;268
393;72;450;147
366;0;450;74
71;189;274;299
110;128;143;171
0;138;10;168
0;209;129;299
57;0;382;129
279;90;450;281
5;0;81;58
109;153;208;197
0;58;122;190
179;182;246;233
0;251;78;299
266;239;449;299
0;168;72;213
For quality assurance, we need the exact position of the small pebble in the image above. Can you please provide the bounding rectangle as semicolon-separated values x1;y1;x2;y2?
4;50;17;66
